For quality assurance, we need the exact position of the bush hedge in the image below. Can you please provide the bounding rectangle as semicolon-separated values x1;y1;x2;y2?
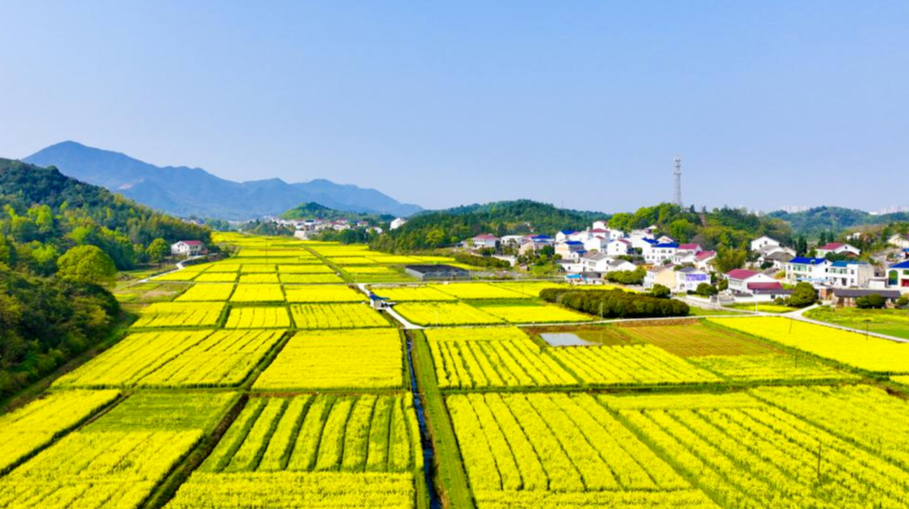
540;288;689;319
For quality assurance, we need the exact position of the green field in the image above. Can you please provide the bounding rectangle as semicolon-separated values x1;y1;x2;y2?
805;306;909;340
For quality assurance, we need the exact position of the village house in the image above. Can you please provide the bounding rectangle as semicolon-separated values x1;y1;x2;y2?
762;251;794;270
500;235;526;247
170;240;205;257
583;236;609;253
605;238;633;257
888;260;909;290
828;289;903;308
694;251;717;271
888;233;909;250
592;220;609;230
644;265;676;290
827;260;874;288
555;241;586;260
724;268;779;294
471;234;500;250
750;236;780;252
580;252;613;273
555;230;575;243
785;257;831;284
675;267;710;293
390;217;408;230
816;243;861;258
606;258;636;273
630;237;657;252
643;242;679;265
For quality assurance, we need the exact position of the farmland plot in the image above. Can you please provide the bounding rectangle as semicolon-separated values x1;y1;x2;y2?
426;328;576;388
448;393;716;509
284;284;366;303
431;283;524;300
277;264;334;273
175;284;235;302
254;329;404;390
548;344;719;386
192;272;238;283
0;390;120;473
605;392;909;509
238;273;281;284
132;302;225;328
290;303;390;329
225;306;291;328
369;286;458;302
230;284;285;303
54;330;284;388
279;273;345;284
395;302;503;326
710;317;909;373
472;301;594;324
0;393;235;509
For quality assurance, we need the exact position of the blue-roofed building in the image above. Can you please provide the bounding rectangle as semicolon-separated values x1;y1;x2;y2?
555;240;587;261
889;260;909;289
828;260;874;288
556;231;576;243
785;257;830;284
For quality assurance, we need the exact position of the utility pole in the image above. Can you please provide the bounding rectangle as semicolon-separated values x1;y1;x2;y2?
673;156;683;208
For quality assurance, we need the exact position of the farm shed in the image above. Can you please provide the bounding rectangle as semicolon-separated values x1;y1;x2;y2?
405;264;470;281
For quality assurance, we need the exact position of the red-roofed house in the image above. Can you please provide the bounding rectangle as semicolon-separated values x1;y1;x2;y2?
678;243;703;252
171;240;205;257
816;243;861;258
725;268;777;293
471;234;500;250
694;251;717;271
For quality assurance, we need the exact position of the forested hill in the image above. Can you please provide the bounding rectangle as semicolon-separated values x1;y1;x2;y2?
769;206;909;237
607;203;793;248
280;202;393;223
369;200;606;252
0;158;211;269
371;201;793;253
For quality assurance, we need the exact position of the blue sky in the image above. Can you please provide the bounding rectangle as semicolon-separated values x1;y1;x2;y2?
1;1;907;212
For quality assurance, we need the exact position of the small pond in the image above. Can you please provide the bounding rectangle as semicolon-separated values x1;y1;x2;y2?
540;329;633;347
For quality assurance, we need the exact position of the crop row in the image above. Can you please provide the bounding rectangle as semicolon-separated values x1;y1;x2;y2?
612;392;909;508
0;393;235;509
133;302;226;328
166;472;416;509
54;330;284;388
200;394;420;474
0;390;120;473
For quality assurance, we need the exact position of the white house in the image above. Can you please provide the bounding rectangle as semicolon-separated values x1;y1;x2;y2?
827;260;874;288
750;236;780;252
675;267;710;293
888;234;909;250
606;258;636;273
605;239;633;257
816;243;861;258
592;220;609;230
630;237;657;252
644;266;673;290
583;236;609;253
888;260;909;290
694;251;717;271
390;217;408;230
555;230;575;243
472;234;500;250
785;257;831;284
170;240;205;257
644;242;679;265
580;252;613;273
500;235;526;247
630;227;656;240
725;269;779;293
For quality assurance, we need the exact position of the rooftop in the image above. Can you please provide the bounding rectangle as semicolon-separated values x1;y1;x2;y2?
726;268;759;280
789;257;827;265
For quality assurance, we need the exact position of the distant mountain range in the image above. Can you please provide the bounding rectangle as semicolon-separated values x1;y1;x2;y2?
23;141;422;220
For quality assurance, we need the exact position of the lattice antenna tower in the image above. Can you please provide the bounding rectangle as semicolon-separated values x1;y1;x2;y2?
673;155;683;208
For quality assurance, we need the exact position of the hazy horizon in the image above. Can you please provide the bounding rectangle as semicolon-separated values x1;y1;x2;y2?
1;1;907;212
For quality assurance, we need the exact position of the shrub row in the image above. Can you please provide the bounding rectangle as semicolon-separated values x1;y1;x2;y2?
540;288;689;319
